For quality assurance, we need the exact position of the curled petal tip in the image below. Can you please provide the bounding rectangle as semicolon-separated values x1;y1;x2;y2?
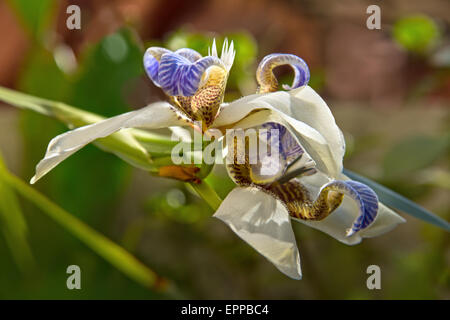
174;48;202;62
145;41;234;97
322;180;379;235
30;176;37;185
143;47;172;87
257;53;310;93
211;38;218;57
345;228;356;237
345;181;379;234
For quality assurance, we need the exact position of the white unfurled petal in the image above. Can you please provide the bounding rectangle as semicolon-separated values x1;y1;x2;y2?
211;38;218;58
214;86;345;177
214;187;302;279
221;38;227;59
220;38;235;72
31;102;187;184
291;172;406;245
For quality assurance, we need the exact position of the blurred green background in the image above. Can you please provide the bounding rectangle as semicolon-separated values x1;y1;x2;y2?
0;0;448;299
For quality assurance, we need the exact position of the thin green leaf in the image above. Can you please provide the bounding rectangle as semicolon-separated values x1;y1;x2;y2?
6;0;55;39
344;169;450;232
188;180;222;211
0;165;168;290
383;134;449;179
0;86;175;171
0;154;34;272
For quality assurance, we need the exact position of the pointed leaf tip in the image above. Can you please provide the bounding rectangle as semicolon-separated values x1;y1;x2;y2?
343;169;450;232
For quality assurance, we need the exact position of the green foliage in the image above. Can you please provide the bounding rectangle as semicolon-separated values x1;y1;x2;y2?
17;28;150;221
308;68;325;91
144;186;212;224
393;15;441;54
0;160;165;291
72;29;145;117
0;22;174;296
0;154;34;273
7;0;55;38
383;134;449;179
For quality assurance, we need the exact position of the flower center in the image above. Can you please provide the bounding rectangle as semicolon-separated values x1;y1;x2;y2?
226;123;348;222
171;65;228;128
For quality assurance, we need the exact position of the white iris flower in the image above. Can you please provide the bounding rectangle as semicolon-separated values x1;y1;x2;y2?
30;40;406;280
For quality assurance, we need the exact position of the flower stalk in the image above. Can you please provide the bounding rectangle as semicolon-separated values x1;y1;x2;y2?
0;163;168;291
0;86;177;173
188;180;222;211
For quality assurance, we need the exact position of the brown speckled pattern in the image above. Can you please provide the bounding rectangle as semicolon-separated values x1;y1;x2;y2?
227;137;345;221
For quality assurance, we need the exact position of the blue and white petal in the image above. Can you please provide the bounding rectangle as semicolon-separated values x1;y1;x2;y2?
262;122;304;162
158;53;225;97
291;172;405;245
320;180;379;236
174;48;202;62
144;40;234;97
245;121;314;183
214;187;302;279
257;53;310;90
143;47;172;87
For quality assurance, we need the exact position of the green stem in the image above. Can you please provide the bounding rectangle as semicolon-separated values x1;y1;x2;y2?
189;180;222;211
0;168;167;291
0;86;178;160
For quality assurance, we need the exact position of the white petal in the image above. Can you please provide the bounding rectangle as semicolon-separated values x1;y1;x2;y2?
291;172;406;245
214;187;302;279
214;86;345;177
169;126;193;142
211;38;218;58
31;102;187;183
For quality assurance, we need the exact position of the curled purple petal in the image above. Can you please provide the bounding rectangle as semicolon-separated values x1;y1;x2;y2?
257;53;310;91
158;53;225;96
321;180;379;236
174;48;202;62
143;47;172;87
